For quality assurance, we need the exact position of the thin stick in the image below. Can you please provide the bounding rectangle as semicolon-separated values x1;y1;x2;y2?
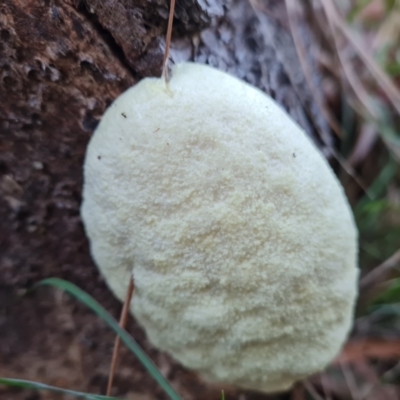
304;380;326;400
319;373;333;400
319;0;378;120
284;0;370;197
360;248;400;290
321;0;400;116
290;382;306;400
339;361;361;400
162;0;176;82
284;0;342;138
106;277;135;396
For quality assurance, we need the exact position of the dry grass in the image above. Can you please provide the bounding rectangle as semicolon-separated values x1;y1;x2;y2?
285;0;400;398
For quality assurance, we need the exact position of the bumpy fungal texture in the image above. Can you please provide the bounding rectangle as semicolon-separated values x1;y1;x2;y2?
81;63;358;393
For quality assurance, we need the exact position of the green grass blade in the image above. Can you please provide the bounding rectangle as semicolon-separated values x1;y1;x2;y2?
0;378;120;399
355;156;398;212
33;278;182;400
373;278;400;305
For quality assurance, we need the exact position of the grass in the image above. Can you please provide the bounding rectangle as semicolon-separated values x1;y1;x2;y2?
33;279;181;400
1;278;183;399
309;0;400;397
13;278;181;400
0;378;122;400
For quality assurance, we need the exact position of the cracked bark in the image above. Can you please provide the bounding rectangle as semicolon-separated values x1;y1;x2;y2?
0;0;332;398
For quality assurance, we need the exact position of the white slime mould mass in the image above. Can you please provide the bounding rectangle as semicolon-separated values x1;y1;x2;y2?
81;62;359;393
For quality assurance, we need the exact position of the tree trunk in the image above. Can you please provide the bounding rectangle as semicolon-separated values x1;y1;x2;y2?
0;0;330;398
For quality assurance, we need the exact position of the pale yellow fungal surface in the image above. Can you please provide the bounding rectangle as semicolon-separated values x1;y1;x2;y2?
81;63;358;393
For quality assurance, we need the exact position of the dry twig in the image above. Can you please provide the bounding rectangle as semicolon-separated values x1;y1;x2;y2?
360;248;400;290
340;361;362;400
162;0;176;82
285;0;342;137
304;380;326;400
106;277;135;396
321;0;400;116
337;339;400;363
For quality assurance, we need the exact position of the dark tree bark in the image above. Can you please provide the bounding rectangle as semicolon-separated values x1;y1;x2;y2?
0;0;331;399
